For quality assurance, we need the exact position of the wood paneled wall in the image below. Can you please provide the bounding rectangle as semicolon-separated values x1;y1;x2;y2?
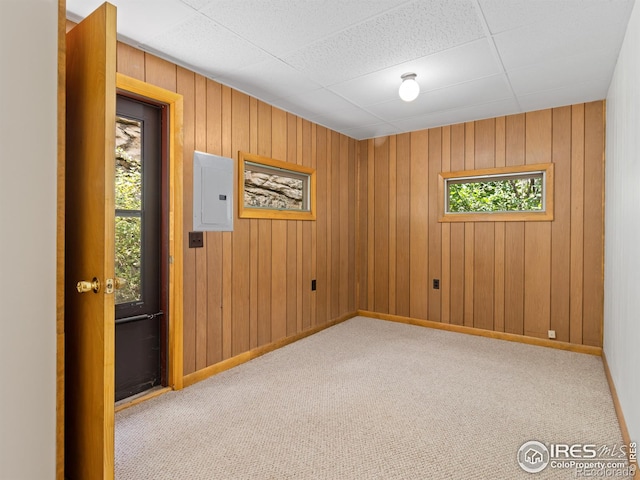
116;43;357;376
357;102;605;347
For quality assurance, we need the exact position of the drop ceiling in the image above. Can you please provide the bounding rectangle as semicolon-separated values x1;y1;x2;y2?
66;0;635;140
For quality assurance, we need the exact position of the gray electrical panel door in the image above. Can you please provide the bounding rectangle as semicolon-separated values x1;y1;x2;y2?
193;151;234;231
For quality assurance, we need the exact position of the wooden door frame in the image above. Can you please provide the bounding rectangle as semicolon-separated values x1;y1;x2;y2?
116;73;184;391
56;1;66;478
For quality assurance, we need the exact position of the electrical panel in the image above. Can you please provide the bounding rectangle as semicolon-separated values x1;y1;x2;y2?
193;151;234;231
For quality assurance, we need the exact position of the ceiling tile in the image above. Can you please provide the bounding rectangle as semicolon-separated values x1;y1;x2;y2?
508;48;617;96
179;0;211;10
392;97;521;132
341;122;403;140
283;0;485;85
197;0;409;57
67;0;634;140
215;59;322;103
273;88;357;120
141;13;271;76
329;39;502;106
494;1;634;71
517;80;607;113
478;0;604;34
366;74;513;121
309;105;385;131
67;0;195;44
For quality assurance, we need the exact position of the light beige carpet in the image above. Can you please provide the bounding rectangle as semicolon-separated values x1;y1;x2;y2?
116;316;632;479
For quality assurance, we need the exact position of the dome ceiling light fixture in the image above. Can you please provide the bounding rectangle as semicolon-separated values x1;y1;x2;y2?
399;72;420;102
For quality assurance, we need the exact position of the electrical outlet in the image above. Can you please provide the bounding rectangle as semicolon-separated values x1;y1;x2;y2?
311;279;317;291
189;231;204;248
548;330;556;339
433;279;440;290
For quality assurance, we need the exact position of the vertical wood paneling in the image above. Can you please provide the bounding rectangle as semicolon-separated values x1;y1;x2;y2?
523;221;551;338
441;126;451;324
206;231;223;365
449;124;465;325
176;67;196;375
257;218;272;346
194;74;208;371
248;98;258;349
464;122;475;327
256;102;272;347
583;101;604;347
374;137;389;313
220;85;233;360
395;134;411;317
331;132;341;320
570;104;585;345
504;224;524;335
271;218;287;341
325;132;333;323
230;90;251;356
116;43;144;80
339;135;350;315
357;141;368;310
493;117;506;332
473;119;495;331
388;136;397;314
523;109;552;338
287;114;299;336
205;82;224;366
409;131;428;319
144;54;176;92
315;127;328;324
348;138;357;313
504;114;525;335
367;139;375;311
271;107;287;342
302;120;312;329
428;128;442;322
474;224;494;331
550;106;571;342
249;216;258;350
355;102;603;348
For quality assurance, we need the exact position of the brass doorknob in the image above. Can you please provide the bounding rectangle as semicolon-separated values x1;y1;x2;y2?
77;277;100;293
114;277;126;289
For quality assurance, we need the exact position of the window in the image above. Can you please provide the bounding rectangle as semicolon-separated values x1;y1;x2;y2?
438;163;554;222
115;117;143;304
238;151;316;221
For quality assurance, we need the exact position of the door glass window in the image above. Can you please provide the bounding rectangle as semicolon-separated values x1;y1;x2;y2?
115;117;143;304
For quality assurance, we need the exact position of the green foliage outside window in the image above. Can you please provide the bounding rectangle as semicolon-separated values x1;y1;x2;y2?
115;145;142;304
448;176;543;213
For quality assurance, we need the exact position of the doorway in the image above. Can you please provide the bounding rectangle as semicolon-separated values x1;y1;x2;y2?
115;95;166;402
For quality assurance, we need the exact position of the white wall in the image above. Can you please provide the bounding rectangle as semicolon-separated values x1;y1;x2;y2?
0;1;58;478
605;0;640;446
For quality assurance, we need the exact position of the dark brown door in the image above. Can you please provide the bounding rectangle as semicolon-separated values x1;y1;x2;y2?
114;95;165;401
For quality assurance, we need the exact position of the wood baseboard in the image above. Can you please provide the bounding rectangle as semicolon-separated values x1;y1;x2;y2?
358;310;602;356
602;352;638;479
182;312;357;388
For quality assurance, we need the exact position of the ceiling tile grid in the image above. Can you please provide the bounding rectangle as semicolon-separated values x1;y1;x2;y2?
66;0;636;140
